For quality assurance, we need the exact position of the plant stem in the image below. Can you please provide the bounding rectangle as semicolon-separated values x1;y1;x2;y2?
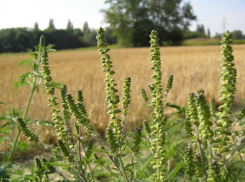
194;125;207;179
7;77;37;163
119;156;129;182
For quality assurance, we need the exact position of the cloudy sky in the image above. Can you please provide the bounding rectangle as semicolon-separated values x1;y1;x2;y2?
0;0;244;37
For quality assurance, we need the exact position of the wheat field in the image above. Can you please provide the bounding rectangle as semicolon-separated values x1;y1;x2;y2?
0;45;245;144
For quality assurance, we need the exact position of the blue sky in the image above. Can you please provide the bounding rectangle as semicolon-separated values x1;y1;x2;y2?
0;0;244;37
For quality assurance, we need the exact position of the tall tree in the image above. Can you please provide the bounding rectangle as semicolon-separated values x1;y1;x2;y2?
82;22;97;46
34;22;39;31
66;20;74;32
48;19;55;30
232;30;243;39
101;0;196;46
207;28;211;38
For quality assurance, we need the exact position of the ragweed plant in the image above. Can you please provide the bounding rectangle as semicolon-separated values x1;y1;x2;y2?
8;29;245;182
183;31;245;181
0;36;59;164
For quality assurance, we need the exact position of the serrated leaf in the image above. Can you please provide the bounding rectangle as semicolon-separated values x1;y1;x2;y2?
18;59;32;67
13;72;32;91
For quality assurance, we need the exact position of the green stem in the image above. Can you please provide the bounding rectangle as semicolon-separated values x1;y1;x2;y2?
119;156;129;182
7;77;37;163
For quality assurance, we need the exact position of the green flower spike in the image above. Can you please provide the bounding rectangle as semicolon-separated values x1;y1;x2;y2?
17;117;39;143
122;77;131;116
184;146;195;178
58;139;73;162
132;128;142;155
236;106;245;120
148;30;166;181
196;89;213;141
187;93;199;127
209;97;216;117
141;88;149;103
165;74;173;94
143;121;151;138
77;90;88;116
41;38;55;96
97;27;122;148
207;159;220;182
58;85;71;140
184;109;193;138
34;157;43;175
106;128;119;155
66;93;89;125
215;31;236;153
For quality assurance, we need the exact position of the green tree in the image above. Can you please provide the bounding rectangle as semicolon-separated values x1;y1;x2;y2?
82;21;97;47
34;22;39;31
66;20;74;32
101;0;196;47
232;30;244;39
196;24;205;34
207;28;211;38
48;19;55;30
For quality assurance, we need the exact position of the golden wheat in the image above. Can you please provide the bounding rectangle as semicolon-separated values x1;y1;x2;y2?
0;45;245;144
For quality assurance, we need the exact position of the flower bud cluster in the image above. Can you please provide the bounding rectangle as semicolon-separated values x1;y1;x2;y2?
207;159;220;182
165;74;173;94
97;27;122;153
215;31;236;153
65;93;90;125
122;77;131;116
184;109;193;138
141;88;149;103
58;139;73;162
196;89;213;141
209;97;216;117
40;36;64;142
148;30;166;181
17;117;39;143
132;128;142;154
143;121;151;138
184;146;195;178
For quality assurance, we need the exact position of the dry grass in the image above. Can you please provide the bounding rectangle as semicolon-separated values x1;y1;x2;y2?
0;45;245;145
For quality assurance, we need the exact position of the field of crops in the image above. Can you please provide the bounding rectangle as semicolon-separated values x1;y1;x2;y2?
0;44;245;144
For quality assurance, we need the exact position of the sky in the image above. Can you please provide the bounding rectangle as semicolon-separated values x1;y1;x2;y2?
0;0;245;37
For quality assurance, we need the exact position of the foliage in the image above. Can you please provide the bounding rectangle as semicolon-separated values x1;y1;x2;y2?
101;0;196;47
183;31;207;40
0;21;116;53
1;29;245;182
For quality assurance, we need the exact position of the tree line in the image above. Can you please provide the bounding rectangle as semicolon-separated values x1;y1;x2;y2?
1;0;245;53
0;20;116;53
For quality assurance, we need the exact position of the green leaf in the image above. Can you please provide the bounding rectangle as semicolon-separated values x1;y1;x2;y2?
92;149;108;154
29;120;55;127
85;140;93;160
18;59;32;67
50;81;63;89
139;155;153;172
0;101;6;105
166;161;184;180
124;163;138;170
114;157;120;168
13;72;32;91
